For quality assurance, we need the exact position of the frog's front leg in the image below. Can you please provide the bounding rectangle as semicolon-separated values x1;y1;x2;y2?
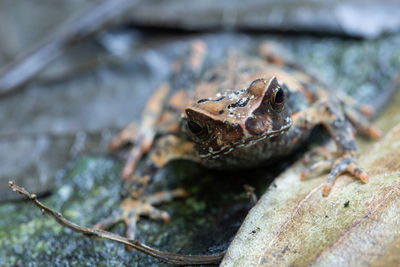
111;40;207;181
95;41;208;244
95;135;197;244
293;96;375;196
121;83;172;180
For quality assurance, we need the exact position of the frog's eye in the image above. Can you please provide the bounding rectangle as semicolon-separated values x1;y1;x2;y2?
270;85;285;111
187;120;207;136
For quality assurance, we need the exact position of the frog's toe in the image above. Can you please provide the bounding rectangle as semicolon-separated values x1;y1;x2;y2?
109;122;140;151
359;104;374;117
302;143;334;164
343;105;382;140
121;137;154;180
124;213;140;244
301;159;333;180
322;153;368;197
143;188;188;206
93;210;124;230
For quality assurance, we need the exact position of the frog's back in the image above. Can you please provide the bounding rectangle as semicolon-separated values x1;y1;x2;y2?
190;52;321;117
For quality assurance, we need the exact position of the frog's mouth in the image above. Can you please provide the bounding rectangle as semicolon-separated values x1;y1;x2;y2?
199;116;292;159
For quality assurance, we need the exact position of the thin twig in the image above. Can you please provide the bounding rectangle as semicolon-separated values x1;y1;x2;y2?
0;0;139;96
8;181;224;265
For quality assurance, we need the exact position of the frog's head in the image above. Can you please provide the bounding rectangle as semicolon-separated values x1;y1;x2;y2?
184;76;292;159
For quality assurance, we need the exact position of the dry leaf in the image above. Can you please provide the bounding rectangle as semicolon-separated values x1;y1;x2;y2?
222;91;400;266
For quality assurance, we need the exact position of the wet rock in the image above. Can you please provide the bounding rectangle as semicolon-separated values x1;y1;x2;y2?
222;83;400;266
0;157;261;265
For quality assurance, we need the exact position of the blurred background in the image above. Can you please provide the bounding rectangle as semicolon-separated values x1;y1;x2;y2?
1;0;400;265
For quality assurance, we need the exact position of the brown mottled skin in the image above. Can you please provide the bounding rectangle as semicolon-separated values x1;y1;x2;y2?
95;41;381;243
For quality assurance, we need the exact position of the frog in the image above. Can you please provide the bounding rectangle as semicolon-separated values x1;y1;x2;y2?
94;40;381;243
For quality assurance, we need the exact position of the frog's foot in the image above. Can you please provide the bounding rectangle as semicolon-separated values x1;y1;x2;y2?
121;136;154;180
322;153;368;196
335;91;381;139
94;188;187;247
343;104;382;140
336;91;375;116
301;152;368;197
109;122;140;152
358;104;374;117
108;121;153;180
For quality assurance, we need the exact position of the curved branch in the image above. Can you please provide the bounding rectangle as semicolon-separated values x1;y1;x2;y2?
8;181;224;265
